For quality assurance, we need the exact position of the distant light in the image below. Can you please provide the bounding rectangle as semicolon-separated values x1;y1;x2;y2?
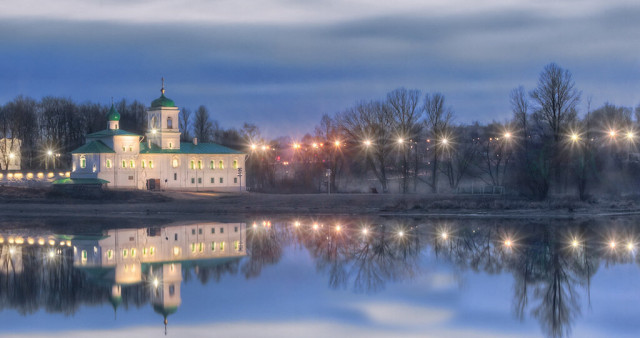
609;130;616;137
362;228;368;235
153;278;159;288
504;239;512;247
398;231;404;237
441;138;448;145
571;239;579;248
364;140;372;146
294;221;300;227
571;133;579;142
312;143;318;148
48;239;55;246
251;144;257;150
336;225;341;232
151;129;157;134
627;242;634;251
8;153;15;159
397;138;404;144
48;250;55;258
441;232;448;239
47;150;53;156
252;222;257;228
38;238;45;245
313;223;319;230
261;145;268;151
504;132;511;139
334;140;341;147
9;248;15;255
610;241;616;249
627;132;635;140
293;143;300;149
27;237;35;245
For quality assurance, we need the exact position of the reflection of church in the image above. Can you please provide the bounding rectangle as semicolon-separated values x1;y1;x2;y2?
65;82;246;190
71;222;246;331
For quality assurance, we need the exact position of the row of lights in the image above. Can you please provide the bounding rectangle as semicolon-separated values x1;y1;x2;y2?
0;172;70;180
0;236;71;247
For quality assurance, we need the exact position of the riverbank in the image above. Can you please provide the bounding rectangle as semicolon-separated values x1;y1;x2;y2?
1;186;639;220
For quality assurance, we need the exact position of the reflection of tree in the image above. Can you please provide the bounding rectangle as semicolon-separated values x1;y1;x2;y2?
241;225;286;279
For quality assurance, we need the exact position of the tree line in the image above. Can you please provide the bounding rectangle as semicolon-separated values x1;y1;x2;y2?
246;63;640;200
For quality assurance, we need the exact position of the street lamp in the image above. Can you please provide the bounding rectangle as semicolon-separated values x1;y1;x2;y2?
364;140;372;147
397;138;404;144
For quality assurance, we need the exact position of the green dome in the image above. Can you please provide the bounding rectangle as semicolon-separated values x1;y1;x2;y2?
151;94;176;108
107;104;120;121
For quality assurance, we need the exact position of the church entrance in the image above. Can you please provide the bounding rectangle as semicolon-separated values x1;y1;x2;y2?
146;178;161;191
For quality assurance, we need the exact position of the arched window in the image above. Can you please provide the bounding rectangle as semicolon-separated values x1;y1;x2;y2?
172;158;179;168
129;160;135;168
197;160;203;170
80;156;86;169
233;159;238;169
106;159;112;168
151;115;158;129
190;160;195;170
167;117;173;129
218;160;224;169
169;142;173;149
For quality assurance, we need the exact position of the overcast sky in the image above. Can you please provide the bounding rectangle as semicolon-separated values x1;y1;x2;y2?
1;0;639;137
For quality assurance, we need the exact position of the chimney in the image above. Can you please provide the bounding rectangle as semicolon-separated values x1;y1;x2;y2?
193;138;198;145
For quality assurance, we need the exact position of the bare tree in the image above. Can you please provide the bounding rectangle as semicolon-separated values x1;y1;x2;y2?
193;105;213;142
423;93;453;193
386;88;422;193
179;107;192;142
530;63;581;143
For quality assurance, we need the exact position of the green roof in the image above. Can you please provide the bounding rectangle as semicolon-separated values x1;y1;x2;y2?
71;140;115;154
153;304;178;318
151;94;176;108
86;129;141;138
140;142;244;155
107;104;120;121
52;178;110;185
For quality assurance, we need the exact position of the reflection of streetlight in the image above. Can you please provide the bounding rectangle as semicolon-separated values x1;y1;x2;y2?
570;133;579;142
504;132;511;139
261;145;268;151
334;140;341;147
250;144;257;150
8;153;15;159
609;130;617;138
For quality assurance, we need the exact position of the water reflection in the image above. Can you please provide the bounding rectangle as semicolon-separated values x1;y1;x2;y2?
0;217;638;337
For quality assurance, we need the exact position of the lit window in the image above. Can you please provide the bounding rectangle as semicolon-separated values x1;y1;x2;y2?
169;142;173;149
131;248;136;257
123;249;128;258
172;159;179;168
173;246;180;256
82;250;87;262
218;160;224;169
122;160;126;168
106;159;112;168
80;157;86;169
198;160;203;170
191;243;196;253
211;242;216;251
233;160;238;169
199;242;204;252
143;248;148;256
129;160;135;168
129;146;133;152
149;160;154;169
107;250;113;260
190;160;195;170
210;160;215;169
142;160;147;168
219;242;225;251
234;240;240;251
150;247;155;256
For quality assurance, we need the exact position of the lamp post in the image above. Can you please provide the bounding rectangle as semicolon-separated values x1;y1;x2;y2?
46;150;53;170
237;167;243;191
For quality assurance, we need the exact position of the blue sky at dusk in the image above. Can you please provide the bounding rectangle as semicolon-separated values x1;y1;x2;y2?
1;0;640;137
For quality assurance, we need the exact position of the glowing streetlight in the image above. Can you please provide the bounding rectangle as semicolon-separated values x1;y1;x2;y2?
151;129;157;134
627;242;634;251
8;153;14;159
571;239;579;248
293;143;301;149
504;239;512;248
294;221;300;227
334;140;341;147
250;144;257;150
397;138;404;144
153;278;159;288
362;228;369;235
441;138;448;145
336;225;341;232
504;132;512;139
609;130;617;138
261;145;268;151
48;250;55;258
313;223;319;230
441;232;448;240
626;132;635;140
47;150;53;156
610;241;616;249
398;231;404;237
364;140;372;147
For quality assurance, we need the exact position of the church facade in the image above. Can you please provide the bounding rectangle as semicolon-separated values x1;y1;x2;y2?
68;86;246;190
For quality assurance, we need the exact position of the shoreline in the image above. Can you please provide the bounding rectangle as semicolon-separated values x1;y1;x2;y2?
1;188;640;220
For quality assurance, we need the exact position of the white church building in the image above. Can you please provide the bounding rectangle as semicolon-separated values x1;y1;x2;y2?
65;85;246;190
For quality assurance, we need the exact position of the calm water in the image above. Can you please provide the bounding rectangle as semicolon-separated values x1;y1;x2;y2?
0;216;639;338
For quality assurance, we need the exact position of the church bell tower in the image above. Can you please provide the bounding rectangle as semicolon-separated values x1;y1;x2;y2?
146;78;181;150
